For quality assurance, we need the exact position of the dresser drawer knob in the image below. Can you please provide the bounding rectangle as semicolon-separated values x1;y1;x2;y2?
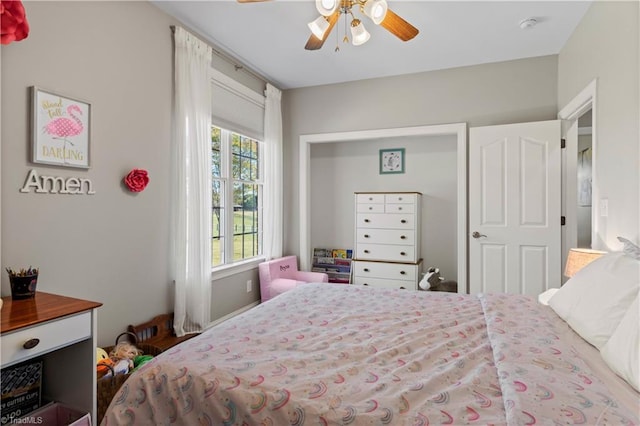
368;197;373;201
401;219;407;224
364;234;370;238
398;207;403;210
364;250;370;254
400;235;406;240
400;252;407;256
364;268;370;272
399;286;406;289
23;338;40;350
363;283;369;286
369;207;372;210
398;197;403;201
400;271;406;275
364;219;370;223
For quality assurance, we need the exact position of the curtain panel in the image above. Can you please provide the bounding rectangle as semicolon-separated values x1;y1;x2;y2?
171;27;213;336
263;83;283;260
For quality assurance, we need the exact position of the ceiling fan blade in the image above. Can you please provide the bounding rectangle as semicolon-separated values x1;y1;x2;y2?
380;9;419;42
305;11;340;51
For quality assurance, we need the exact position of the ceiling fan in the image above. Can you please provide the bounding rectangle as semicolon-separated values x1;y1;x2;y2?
237;0;419;51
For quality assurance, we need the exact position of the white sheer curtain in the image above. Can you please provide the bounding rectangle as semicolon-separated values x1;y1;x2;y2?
262;83;283;260
171;27;213;336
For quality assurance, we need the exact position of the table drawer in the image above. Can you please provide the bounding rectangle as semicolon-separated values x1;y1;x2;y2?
353;261;418;281
356;244;417;262
356;203;385;213
356;213;415;229
1;312;91;367
356;228;415;245
353;277;417;290
385;203;415;213
385;194;417;204
356;193;384;204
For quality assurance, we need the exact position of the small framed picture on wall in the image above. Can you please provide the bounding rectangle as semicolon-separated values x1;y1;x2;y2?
31;86;91;169
379;148;405;174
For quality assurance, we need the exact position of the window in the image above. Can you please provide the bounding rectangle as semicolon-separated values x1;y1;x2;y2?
212;126;262;267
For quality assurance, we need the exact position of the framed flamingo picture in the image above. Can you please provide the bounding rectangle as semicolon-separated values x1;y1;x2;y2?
31;86;91;168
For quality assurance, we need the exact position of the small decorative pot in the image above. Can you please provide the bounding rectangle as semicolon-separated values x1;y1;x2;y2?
9;274;38;299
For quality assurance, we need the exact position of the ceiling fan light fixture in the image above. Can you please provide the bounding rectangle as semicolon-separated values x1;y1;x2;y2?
350;19;370;46
316;0;338;16
363;0;388;25
308;15;330;39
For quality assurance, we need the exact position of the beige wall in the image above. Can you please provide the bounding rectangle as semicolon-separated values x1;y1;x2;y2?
1;1;260;346
282;55;559;255
558;1;639;249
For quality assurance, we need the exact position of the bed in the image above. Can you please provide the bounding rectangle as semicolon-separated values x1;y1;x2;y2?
102;255;639;425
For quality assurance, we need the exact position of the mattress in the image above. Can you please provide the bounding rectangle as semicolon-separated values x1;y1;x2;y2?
102;283;639;425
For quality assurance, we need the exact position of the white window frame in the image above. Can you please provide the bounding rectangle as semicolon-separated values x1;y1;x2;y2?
212;127;264;274
209;69;266;280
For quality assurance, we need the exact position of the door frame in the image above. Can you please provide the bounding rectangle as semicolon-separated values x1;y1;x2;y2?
558;79;598;273
299;123;467;293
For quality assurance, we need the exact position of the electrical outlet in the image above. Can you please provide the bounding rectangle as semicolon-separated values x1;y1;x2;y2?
246;280;252;293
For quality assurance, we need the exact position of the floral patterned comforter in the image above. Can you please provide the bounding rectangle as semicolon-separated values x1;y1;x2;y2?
102;284;638;425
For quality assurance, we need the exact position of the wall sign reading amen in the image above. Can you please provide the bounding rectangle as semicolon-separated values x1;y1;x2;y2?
20;169;95;195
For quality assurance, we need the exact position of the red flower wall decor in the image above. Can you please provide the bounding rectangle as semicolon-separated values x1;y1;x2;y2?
1;0;30;45
124;169;149;193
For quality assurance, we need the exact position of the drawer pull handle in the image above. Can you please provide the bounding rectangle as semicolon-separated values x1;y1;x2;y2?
400;252;407;256
398;207;403;210
398;197;403;201
368;197;373;201
399;286;406;289
364;250;370;254
363;283;369;286
364;268;370;272
369;207;372;210
23;338;40;350
364;234;370;238
364;219;370;223
401;219;407;224
400;235;406;240
400;271;406;275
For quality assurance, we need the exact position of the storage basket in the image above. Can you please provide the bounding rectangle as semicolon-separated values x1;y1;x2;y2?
96;332;162;424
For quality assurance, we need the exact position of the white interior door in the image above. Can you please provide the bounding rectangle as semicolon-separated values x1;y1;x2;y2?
469;120;561;296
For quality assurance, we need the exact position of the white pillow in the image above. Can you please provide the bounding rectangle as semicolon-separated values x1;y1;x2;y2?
618;236;640;260
600;295;639;391
548;252;640;349
537;288;559;305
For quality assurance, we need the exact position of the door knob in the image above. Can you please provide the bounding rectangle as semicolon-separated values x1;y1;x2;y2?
472;231;487;239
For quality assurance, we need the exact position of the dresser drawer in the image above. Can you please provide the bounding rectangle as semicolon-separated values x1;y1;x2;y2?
353;277;417;290
356;244;417;262
356;213;415;229
353;261;418;281
385;194;417;204
356;203;385;213
356;193;385;204
1;312;92;366
385;203;415;214
356;228;415;245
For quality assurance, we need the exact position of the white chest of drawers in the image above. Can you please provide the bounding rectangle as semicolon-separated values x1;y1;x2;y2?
353;192;422;290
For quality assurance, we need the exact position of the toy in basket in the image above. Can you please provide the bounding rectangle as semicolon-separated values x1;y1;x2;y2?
96;332;163;424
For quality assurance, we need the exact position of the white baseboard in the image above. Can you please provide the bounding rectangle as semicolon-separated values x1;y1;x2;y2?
206;300;260;329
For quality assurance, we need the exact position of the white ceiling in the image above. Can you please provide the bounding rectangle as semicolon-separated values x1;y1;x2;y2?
151;0;592;89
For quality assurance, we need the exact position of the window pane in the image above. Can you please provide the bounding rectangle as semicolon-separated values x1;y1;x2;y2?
212;180;224;266
211;127;221;178
232;182;260;261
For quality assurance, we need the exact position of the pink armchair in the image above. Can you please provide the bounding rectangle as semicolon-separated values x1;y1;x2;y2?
258;255;329;302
